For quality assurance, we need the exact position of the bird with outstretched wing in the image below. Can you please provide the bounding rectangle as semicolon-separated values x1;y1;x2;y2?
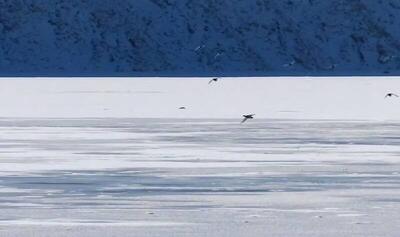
208;77;219;84
385;93;399;98
241;114;255;123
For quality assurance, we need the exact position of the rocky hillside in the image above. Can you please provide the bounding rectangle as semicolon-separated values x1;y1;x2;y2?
1;0;400;76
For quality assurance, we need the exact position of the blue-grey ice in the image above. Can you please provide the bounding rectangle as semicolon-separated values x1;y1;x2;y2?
0;78;400;236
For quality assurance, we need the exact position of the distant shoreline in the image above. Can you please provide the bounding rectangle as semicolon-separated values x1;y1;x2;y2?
0;71;399;78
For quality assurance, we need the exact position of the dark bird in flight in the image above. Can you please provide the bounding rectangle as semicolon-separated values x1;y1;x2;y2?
385;93;399;98
179;107;186;110
283;60;296;67
208;77;219;84
241;114;255;123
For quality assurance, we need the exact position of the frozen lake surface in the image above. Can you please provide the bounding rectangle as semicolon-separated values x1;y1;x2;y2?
1;118;400;236
1;77;400;236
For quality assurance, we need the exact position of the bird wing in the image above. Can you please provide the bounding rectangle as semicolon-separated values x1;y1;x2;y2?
241;117;248;123
394;94;399;97
208;79;214;84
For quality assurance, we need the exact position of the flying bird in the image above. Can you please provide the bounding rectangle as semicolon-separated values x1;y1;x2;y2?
385;93;399;98
214;52;223;59
208;77;219;84
179;107;186;110
283;60;296;67
194;45;205;51
241;114;255;123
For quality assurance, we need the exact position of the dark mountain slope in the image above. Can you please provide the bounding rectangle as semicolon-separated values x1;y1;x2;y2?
1;0;400;76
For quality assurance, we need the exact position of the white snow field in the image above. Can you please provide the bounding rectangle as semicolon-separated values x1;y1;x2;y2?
0;77;400;236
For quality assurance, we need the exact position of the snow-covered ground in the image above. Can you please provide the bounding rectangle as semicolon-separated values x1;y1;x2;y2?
0;78;400;236
1;77;400;119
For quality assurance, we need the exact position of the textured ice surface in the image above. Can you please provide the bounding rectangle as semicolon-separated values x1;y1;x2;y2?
1;117;400;237
1;78;400;236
